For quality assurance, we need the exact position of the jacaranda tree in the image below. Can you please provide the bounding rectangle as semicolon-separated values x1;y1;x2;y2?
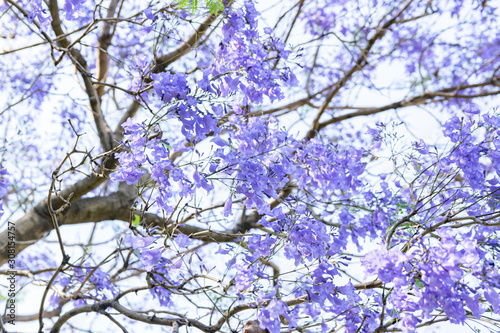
1;0;500;332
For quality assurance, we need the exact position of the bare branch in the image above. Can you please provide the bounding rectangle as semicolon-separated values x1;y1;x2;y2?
306;0;413;140
96;0;121;100
151;14;219;75
48;0;114;151
318;79;500;130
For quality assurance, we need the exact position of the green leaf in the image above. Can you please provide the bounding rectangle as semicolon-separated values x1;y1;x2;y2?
175;0;224;15
207;0;224;14
132;214;141;227
177;0;191;9
161;142;172;150
176;0;198;13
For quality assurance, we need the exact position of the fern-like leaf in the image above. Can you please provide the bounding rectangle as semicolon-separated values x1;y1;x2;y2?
174;0;224;15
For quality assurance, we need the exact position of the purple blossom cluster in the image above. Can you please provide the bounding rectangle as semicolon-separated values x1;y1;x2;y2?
290;263;371;333
440;112;500;191
111;119;147;185
47;265;119;309
302;0;346;37
112;1;300;220
258;298;295;333
204;0;298;106
152;72;191;104
359;227;500;332
112;115;215;214
212;116;292;214
112;119;181;214
63;0;86;21
25;0;52;32
151;72;221;142
125;234;164;271
3;70;55;111
352;111;500;331
283;217;331;266
295;138;365;194
208;116;366;222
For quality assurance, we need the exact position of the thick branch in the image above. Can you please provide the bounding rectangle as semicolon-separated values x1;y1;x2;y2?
0;163;116;264
3;299;70;323
0;183;245;265
0;185;131;265
306;0;412;139
48;0;114;151
50;299;213;333
233;182;294;234
151;14;219;74
96;0;121;100
50;279;382;333
317;80;500;130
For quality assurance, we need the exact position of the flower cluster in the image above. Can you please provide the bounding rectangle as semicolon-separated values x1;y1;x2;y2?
26;0;52;32
354;111;500;331
206;0;297;106
111;119;147;185
295;137;365;194
125;234;164;271
210;116;292;215
63;0;87;21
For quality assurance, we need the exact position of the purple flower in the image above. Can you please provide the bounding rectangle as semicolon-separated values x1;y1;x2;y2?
63;0;86;20
462;293;483;318
27;0;52;31
192;170;213;194
413;139;429;154
175;233;192;248
295;203;307;214
246;234;275;259
139;247;164;271
152;72;190;104
150;286;171;306
484;288;500;313
362;246;411;285
143;8;156;21
125;235;156;250
258;299;290;333
48;293;59;310
58;276;70;287
222;196;233;217
215;244;234;255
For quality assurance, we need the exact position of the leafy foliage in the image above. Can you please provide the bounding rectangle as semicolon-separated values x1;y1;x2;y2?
176;0;224;14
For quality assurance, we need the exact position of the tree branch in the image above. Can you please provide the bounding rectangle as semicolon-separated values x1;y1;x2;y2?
306;0;413;140
50;279;383;333
151;14;219;75
317;79;500;130
96;0;121;100
48;0;114;151
50;299;213;333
